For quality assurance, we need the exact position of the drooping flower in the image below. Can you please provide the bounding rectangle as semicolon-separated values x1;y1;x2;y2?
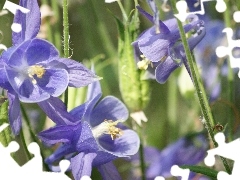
129;134;208;179
132;5;206;84
0;0;98;135
38;80;140;179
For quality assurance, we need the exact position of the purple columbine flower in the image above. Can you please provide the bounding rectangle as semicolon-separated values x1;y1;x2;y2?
128;134;208;179
38;80;140;179
0;0;98;135
146;133;208;179
132;6;206;83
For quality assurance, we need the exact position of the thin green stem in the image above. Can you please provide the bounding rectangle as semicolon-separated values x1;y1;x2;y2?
63;0;69;106
133;122;146;180
20;104;50;171
170;0;231;174
223;0;234;141
19;129;32;160
139;143;146;180
117;0;128;22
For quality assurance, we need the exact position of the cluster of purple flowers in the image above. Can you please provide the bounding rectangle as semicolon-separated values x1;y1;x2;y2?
0;0;139;178
0;0;209;179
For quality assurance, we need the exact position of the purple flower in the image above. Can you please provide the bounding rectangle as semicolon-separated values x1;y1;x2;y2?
0;0;98;135
133;6;206;83
128;134;208;179
146;134;208;179
38;80;140;179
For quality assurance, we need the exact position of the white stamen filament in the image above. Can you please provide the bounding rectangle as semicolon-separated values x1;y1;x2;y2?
137;55;151;70
92;119;123;140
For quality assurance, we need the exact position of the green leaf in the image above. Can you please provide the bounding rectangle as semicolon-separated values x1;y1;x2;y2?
181;165;218;179
0;100;13;146
107;9;125;41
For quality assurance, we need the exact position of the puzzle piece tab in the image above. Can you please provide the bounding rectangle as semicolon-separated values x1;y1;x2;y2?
215;28;240;77
0;136;71;180
153;165;190;180
174;0;226;22
205;132;240;179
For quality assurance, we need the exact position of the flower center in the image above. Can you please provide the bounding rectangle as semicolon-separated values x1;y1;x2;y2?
137;55;151;70
92;119;123;140
27;65;46;84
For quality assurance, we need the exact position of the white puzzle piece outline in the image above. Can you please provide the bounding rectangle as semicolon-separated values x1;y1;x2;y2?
0;124;71;180
205;132;240;180
174;0;226;22
215;28;240;77
153;165;190;180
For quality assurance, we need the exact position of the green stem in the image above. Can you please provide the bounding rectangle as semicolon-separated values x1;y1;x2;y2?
170;0;231;174
19;129;32;160
139;143;146;180
117;0;128;22
63;0;69;106
20;104;50;171
20;105;38;144
223;0;234;141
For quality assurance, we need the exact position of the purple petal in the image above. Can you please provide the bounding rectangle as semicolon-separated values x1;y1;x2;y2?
0;61;11;90
155;57;179;84
58;58;99;87
45;144;75;165
97;162;122;180
83;96;102;125
38;97;76;125
76;122;99;152
90;96;129;127
93;151;117;167
87;78;102;102
36;68;68;97
7;91;22;135
98;129;140;157
7;39;59;67
12;0;41;45
163;18;178;31
80;80;103;123
5;68;50;102
187;22;206;51
70;102;88;120
25;39;59;65
136;6;170;34
71;152;97;180
38;124;81;145
138;30;170;62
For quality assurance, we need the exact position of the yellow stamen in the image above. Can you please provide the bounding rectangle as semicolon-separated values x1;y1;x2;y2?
104;120;123;140
92;119;124;140
28;65;46;84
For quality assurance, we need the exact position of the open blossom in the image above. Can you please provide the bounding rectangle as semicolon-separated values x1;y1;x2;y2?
133;6;206;83
0;0;98;135
38;80;140;179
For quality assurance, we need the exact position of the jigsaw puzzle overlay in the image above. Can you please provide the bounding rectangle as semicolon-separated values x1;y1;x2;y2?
0;124;93;180
1;0;240;180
